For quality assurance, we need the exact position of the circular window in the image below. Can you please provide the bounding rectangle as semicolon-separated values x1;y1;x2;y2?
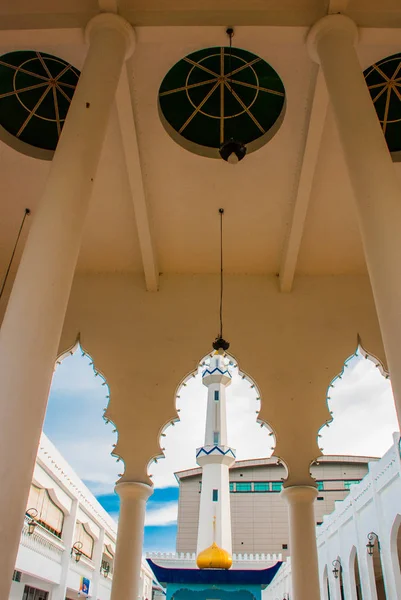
0;50;80;157
158;46;285;158
364;53;401;157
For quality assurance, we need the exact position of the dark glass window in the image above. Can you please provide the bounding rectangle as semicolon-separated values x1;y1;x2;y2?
212;489;218;501
214;390;219;401
236;482;252;492
344;480;361;490
254;482;270;492
22;586;49;600
271;482;282;492
229;482;234;492
317;481;324;491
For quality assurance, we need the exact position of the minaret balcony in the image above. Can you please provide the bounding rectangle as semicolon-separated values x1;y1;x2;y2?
196;444;236;466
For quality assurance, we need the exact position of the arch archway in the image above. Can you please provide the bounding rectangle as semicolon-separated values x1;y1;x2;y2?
369;534;388;600
349;546;363;600
389;514;401;593
338;558;345;600
146;350;278;555
322;565;331;600
45;339;121;497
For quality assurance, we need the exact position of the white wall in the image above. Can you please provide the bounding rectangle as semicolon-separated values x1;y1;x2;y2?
265;434;401;600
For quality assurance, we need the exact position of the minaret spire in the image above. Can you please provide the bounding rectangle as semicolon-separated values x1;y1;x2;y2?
196;352;235;567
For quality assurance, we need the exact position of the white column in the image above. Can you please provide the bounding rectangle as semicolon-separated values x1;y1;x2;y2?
307;14;401;426
91;527;106;599
0;14;134;598
53;499;79;600
282;486;320;600
110;482;153;600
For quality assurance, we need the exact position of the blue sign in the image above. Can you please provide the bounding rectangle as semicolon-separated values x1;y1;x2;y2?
80;577;90;595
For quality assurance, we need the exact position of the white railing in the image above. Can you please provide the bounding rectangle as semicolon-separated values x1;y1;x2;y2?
146;551;282;562
20;521;65;563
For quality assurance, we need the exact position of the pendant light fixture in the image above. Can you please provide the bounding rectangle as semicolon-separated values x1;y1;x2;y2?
212;208;230;353
219;28;247;164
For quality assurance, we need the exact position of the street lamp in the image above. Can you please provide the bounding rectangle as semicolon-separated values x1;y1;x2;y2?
71;541;83;562
332;559;341;579
26;508;38;536
101;562;110;578
367;532;380;556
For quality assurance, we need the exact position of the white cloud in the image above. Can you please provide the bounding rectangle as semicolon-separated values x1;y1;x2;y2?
145;502;178;526
320;354;398;457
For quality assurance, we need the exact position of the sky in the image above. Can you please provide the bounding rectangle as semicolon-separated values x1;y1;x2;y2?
43;346;399;553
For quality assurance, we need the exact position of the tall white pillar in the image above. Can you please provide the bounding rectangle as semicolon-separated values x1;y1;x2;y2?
196;353;235;555
91;527;106;600
307;14;401;427
110;482;153;600
52;499;79;600
0;14;134;598
282;486;320;600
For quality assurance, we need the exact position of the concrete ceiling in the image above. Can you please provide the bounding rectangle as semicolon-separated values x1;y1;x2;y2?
0;1;401;294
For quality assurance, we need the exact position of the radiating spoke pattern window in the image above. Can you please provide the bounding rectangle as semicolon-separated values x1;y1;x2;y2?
27;485;64;538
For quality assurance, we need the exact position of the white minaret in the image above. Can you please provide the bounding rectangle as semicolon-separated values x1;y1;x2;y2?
196;352;235;556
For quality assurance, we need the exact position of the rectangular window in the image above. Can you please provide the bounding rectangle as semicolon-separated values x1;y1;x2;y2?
74;522;94;559
22;586;49;600
214;390;219;401
229;482;234;492
254;482;270;492
12;571;22;582
27;485;64;538
317;481;324;491
213;431;219;444
271;482;283;492
212;489;218;502
236;482;252;492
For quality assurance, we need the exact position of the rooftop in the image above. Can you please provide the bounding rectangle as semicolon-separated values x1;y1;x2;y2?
175;454;379;480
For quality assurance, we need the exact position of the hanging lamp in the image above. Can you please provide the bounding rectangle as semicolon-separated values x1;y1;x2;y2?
212;209;230;353
219;28;247;164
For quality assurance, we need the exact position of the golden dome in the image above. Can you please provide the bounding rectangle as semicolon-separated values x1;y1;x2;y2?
196;542;232;570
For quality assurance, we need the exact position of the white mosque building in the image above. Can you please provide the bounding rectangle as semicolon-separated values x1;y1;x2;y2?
3;3;401;600
10;433;153;600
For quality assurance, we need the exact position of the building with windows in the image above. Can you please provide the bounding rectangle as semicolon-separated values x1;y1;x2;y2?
10;432;153;600
265;433;401;600
2;2;401;599
175;455;375;559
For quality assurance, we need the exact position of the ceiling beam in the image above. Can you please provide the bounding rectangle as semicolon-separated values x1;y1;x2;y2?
98;0;118;13
116;65;159;292
279;67;328;292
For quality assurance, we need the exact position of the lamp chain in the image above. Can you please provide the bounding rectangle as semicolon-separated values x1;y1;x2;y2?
0;208;30;300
